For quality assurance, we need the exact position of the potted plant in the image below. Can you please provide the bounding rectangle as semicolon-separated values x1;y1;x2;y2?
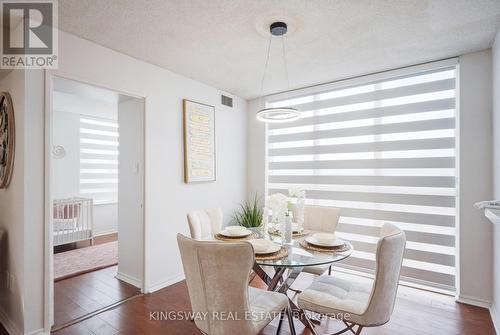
232;194;263;228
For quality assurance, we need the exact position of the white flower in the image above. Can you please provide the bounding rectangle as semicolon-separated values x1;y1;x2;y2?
288;187;306;199
267;193;289;223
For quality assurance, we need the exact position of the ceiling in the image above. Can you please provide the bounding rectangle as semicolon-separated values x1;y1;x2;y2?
59;0;500;99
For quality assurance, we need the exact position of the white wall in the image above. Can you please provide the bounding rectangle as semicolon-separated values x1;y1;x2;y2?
0;69;47;334
246;98;266;199
457;50;493;306
24;69;45;335
491;29;500;331
52;111;79;199
117;98;145;287
0;70;26;334
247;50;495;306
93;204;118;236
13;30;247;333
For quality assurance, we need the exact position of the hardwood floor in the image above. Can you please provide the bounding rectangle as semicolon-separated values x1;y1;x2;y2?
52;271;495;335
53;265;141;329
55;233;118;254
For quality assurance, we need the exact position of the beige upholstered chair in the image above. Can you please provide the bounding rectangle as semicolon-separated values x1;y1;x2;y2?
297;223;406;335
177;234;296;335
293;205;341;276
187;208;223;240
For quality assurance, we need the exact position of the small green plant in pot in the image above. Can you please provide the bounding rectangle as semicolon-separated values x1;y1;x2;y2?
232;194;263;228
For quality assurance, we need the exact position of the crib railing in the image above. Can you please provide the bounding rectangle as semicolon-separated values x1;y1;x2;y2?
53;197;94;246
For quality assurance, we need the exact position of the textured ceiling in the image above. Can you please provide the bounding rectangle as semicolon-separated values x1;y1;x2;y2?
59;0;500;99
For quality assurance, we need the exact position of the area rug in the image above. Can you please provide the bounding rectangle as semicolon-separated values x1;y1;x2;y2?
54;241;118;281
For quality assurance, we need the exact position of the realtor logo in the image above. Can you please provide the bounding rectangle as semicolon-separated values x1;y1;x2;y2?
1;0;58;68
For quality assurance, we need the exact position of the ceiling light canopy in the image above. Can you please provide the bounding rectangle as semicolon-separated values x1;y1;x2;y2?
256;21;300;124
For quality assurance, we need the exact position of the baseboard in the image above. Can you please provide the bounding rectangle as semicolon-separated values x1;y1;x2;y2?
0;305;21;335
115;272;142;289
457;295;492;309
93;230;118;237
26;329;49;335
490;304;499;334
147;273;185;293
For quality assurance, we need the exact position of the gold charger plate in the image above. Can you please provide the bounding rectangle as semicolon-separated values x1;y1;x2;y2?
214;232;259;241
254;246;288;261
299;239;351;253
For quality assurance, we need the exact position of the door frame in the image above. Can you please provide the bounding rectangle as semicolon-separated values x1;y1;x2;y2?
43;70;148;331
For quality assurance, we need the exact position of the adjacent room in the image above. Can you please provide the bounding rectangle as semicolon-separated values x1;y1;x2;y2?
50;77;144;329
0;1;499;335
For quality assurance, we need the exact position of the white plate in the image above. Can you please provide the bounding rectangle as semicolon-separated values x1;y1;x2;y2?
305;235;344;247
248;239;281;254
219;229;252;237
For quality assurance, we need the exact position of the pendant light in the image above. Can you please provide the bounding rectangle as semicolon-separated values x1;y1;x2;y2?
256;22;300;123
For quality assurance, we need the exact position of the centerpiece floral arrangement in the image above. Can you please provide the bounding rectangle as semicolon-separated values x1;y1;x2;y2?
267;193;289;224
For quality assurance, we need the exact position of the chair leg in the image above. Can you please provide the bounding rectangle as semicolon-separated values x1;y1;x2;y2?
354;326;363;335
276;310;285;334
286;306;296;335
301;311;319;335
330;322;363;335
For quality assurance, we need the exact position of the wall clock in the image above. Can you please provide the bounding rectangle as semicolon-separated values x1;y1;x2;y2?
0;92;14;189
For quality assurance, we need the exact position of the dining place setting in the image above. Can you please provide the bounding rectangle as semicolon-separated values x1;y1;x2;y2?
214;224;351;263
178;190;406;335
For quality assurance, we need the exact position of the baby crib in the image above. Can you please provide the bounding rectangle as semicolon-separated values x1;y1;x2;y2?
53;197;94;246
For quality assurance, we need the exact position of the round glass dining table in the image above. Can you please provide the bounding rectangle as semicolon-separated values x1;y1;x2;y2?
239;227;353;327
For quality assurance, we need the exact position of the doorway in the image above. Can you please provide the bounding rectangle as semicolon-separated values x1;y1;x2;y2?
46;76;145;330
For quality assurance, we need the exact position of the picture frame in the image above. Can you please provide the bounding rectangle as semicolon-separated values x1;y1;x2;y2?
183;99;216;183
0;92;14;189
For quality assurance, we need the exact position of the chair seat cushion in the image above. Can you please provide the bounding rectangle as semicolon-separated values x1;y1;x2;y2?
298;276;372;318
302;264;330;275
248;287;288;332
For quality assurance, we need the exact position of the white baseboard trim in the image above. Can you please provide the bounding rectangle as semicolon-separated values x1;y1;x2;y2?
93;230;118;237
457;295;492;309
147;273;185;293
115;272;142;289
26;329;49;335
0;305;21;335
490;304;499;334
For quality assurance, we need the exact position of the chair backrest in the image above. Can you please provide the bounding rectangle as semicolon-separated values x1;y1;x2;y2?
177;234;256;335
362;223;406;326
293;205;340;233
187;208;223;240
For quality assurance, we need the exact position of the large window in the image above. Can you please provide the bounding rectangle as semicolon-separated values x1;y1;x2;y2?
79;116;119;204
265;59;458;292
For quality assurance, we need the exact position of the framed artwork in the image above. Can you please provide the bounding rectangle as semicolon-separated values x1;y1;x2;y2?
183;99;216;183
0;92;14;189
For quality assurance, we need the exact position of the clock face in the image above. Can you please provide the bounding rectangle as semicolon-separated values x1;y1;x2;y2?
0;92;14;189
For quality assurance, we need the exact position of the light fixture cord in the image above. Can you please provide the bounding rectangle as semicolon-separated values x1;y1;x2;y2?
281;34;290;89
260;36;272;95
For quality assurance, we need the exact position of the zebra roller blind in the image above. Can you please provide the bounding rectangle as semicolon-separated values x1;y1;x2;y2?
79;116;119;204
266;60;458;291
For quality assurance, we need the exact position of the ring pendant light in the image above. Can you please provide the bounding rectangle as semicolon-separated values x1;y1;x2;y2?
256;22;300;123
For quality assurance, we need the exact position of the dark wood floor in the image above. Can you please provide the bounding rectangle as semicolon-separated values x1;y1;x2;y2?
51;271;495;335
54;265;141;328
55;233;119;254
53;233;140;329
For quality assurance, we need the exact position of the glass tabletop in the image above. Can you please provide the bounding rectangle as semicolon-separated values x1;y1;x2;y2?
218;227;353;268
